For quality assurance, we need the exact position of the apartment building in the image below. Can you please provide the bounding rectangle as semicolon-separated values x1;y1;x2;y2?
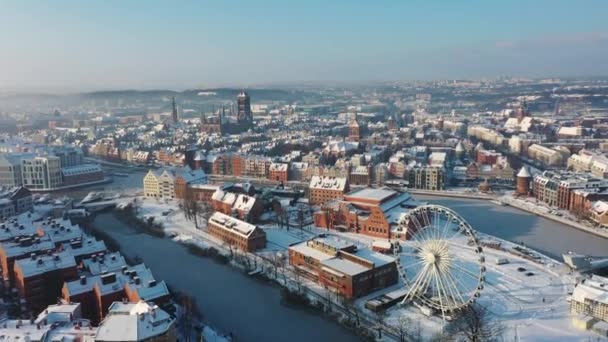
0;186;33;217
309;176;349;205
63;262;170;324
0;153;32;186
527;144;570;166
207;212;266;252
349;165;371;186
21;156;62;190
143;166;206;199
570;275;608;326
95;301;176;342
268;162;289;182
533;171;608;209
14;251;78;314
211;189;263;223
405;166;444;191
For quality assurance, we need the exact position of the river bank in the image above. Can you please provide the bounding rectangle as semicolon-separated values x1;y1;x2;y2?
90;211;362;342
411;189;608;243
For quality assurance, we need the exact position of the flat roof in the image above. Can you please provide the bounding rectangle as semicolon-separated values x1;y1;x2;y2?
346;187;396;202
208;212;257;238
289;242;336;261
321;257;368;276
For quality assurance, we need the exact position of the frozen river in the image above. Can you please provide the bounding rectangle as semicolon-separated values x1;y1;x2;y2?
415;195;608;260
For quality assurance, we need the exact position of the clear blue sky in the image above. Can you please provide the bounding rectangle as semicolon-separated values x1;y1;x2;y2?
1;0;607;91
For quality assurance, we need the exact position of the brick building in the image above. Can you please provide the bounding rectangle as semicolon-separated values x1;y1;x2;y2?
63;261;170;324
289;236;397;299
268;163;289;182
309;176;349;205
14;251;78;314
313;187;418;239
349;165;371;186
207;212;266;252
211;190;263;223
188;184;219;202
533;171;608;210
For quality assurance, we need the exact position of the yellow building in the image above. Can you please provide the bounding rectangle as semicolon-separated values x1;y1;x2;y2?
143;170;160;198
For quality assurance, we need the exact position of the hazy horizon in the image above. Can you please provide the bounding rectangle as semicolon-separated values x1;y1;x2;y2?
2;0;608;92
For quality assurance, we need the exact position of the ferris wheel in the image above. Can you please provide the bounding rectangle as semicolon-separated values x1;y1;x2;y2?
393;205;486;319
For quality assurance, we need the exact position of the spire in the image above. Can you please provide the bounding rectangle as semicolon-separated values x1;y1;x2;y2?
171;97;178;123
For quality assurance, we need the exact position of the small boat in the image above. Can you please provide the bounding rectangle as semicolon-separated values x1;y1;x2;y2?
80;192;104;205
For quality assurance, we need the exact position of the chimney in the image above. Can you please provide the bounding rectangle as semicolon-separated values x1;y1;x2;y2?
148;280;157;287
79;275;86;285
133;276;141;285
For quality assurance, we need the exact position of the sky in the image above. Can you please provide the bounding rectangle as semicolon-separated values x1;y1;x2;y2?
1;0;607;92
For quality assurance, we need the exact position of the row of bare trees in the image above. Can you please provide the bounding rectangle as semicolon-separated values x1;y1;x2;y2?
181;192;211;229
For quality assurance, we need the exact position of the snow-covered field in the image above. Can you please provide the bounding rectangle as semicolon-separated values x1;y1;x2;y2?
121;196;606;341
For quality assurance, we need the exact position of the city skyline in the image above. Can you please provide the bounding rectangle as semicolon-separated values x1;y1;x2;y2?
1;0;608;92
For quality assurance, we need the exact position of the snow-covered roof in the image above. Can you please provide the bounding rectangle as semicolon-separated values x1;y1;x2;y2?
15;251;76;278
64;263;169;301
269;162;288;172
81;252;127;275
321;258;368;276
346;187;396;202
61;163;102;176
289;242;337;262
95;301;174;342
35;302;82;325
309;176;347;191
372;240;392;250
62;238;107;258
517;166;531;178
557;126;583;136
211;189;237;205
571;276;608;305
591;201;608;215
208;212;258;238
233;194;256;213
354;248;395;267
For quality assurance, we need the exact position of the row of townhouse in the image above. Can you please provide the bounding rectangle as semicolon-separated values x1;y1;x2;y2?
567;149;608;178
144;166;265;223
143;166;208;199
0;300;175;342
0;212;170;325
533;170;608;210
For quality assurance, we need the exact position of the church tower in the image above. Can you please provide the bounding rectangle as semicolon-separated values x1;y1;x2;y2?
348;113;360;142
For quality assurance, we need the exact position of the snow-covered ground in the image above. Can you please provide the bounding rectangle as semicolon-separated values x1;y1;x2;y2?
501;194;608;239
385;235;592;342
120;196;606;341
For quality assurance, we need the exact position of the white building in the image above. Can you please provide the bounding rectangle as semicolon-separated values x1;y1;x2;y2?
21;156;62;190
571;275;608;326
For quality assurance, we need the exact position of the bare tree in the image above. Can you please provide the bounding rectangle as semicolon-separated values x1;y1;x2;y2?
292;268;303;293
374;309;386;340
178;294;201;342
396;315;410;342
324;288;333;313
340;295;361;327
297;205;305;232
448;304;504;342
182;191;202;228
